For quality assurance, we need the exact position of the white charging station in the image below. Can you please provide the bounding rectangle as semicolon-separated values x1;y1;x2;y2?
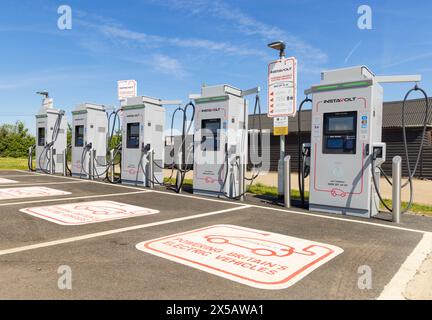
35;95;67;174
121;96;169;186
71;103;108;178
192;84;253;198
305;66;421;218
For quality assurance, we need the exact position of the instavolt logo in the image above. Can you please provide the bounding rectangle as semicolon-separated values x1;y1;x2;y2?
270;67;292;74
323;97;357;104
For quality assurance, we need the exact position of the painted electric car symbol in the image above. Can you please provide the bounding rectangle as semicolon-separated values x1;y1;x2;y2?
330;188;347;198
204;235;319;258
73;205;127;216
205;177;216;183
128;169;137;175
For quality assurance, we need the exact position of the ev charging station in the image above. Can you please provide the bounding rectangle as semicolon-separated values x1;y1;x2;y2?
71;103;108;178
192;84;258;198
34;92;67;174
304;66;422;218
121;96;180;186
121;96;165;186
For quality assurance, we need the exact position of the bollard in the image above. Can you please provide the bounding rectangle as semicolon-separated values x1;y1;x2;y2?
147;149;155;189
284;155;291;208
110;149;115;182
89;149;94;180
62;149;67;176
28;147;33;172
392;156;402;224
239;155;245;201
49;146;54;175
176;151;183;193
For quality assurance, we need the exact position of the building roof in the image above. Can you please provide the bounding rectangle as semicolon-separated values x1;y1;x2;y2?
249;98;432;133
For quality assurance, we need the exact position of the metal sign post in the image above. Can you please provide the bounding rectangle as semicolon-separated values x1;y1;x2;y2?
267;41;297;198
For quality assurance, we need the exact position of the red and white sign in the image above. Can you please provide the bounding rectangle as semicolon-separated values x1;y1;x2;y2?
0;187;71;200
117;80;137;101
0;178;18;184
268;57;297;118
20;201;159;225
137;225;343;290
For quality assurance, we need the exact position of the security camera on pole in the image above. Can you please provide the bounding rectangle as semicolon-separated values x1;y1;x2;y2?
267;41;297;199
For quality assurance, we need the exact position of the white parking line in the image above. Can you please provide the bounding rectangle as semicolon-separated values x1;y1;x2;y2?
0;190;149;207
15;170;432;234
145;189;432;235
0;174;39;178
0;205;251;257
16;170;169;193
15;170;246;206
0;180;88;188
251;205;432;235
378;232;432;300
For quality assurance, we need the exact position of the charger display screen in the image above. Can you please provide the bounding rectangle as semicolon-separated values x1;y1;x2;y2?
75;125;84;147
326;138;344;149
323;111;357;154
127;123;140;149
38;127;46;146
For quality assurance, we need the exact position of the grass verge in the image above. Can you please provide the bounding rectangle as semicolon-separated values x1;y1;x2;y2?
0;157;31;170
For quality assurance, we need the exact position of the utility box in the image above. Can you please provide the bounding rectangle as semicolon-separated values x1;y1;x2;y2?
71;103;108;178
307;66;383;218
193;84;248;198
121;96;166;186
35;97;67;174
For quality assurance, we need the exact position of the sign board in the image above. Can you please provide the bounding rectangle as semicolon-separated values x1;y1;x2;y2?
268;57;297;118
20;201;160;225
137;225;343;290
0;178;18;184
117;80;137;100
273;117;289;136
0;187;70;200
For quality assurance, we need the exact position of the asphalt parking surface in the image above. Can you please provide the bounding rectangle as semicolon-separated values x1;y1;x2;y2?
0;170;430;300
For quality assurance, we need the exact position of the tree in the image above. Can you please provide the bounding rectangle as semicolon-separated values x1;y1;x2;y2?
0;121;35;158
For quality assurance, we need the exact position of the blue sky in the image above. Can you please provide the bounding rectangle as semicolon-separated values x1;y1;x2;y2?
0;0;431;133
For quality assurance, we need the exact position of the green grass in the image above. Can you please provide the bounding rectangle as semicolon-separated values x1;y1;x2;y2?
164;177;193;186
381;199;432;216
247;182;310;200
0;157;31;170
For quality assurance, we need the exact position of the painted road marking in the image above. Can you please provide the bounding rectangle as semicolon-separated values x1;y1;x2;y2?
0;174;38;177
0;206;250;257
0;190;149;207
0;178;18;184
16;170;247;207
136;225;344;290
20;201;160;226
16;170;432;235
378;232;432;300
0;181;88;188
0;187;71;201
12;170;432;297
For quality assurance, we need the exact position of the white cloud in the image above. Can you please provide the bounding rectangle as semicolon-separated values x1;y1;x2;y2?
151;54;186;77
150;0;328;64
344;41;362;64
381;52;432;69
96;23;266;57
0;68;110;91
